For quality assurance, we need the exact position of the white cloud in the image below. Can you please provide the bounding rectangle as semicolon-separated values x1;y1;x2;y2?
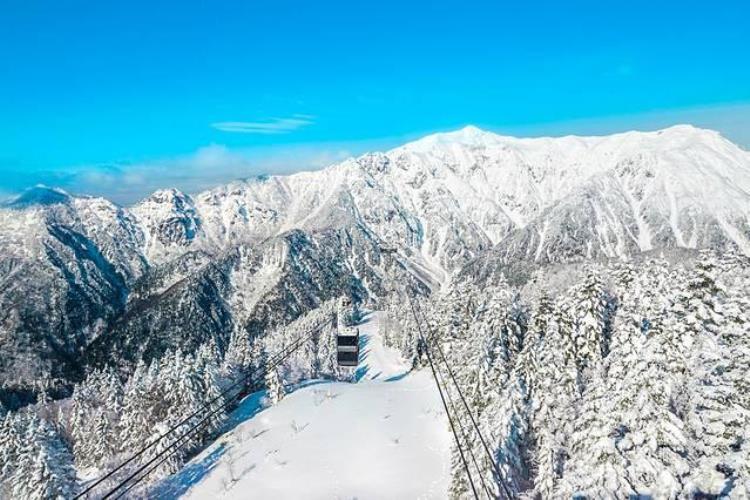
46;142;364;205
211;114;315;134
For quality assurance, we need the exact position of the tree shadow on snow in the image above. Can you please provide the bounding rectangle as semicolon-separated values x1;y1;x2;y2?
219;390;268;435
354;331;373;381
385;372;410;382
150;445;227;499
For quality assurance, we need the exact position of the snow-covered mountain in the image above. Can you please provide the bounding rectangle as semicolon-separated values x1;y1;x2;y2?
133;124;750;270
1;125;749;407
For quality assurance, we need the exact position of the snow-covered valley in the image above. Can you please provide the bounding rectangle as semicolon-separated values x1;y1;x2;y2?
155;312;452;500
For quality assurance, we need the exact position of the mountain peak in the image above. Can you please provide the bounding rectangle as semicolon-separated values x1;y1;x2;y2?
653;123;722;139
436;125;494;141
456;124;486;136
399;125;499;152
659;123;705;133
6;185;72;209
140;188;193;207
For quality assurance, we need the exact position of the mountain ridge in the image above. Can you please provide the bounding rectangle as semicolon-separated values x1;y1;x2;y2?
1;124;749;407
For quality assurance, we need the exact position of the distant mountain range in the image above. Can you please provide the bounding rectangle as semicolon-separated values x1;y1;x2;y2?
2;124;749;408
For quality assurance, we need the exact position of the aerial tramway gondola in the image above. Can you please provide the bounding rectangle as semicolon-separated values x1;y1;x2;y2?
336;328;360;367
336;296;360;367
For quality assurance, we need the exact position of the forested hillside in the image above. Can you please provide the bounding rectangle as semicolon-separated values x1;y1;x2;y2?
380;250;750;497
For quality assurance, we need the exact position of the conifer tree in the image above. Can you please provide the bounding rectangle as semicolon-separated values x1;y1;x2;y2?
0;414;21;492
196;341;226;433
11;415;75;499
70;386;93;468
119;362;151;453
224;324;251;373
92;409;115;468
515;291;552;445
103;367;124;415
560;364;633;497
573;271;607;373
532;302;578;496
448;443;471;500
265;366;285;405
492;369;530;493
622;314;690;496
249;337;267;376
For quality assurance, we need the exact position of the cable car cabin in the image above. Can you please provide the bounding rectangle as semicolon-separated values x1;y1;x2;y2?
336;328;360;367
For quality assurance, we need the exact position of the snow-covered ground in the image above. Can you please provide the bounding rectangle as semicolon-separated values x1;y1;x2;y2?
155;312;452;499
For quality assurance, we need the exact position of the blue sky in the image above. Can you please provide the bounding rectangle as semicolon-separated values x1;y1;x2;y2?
1;0;749;203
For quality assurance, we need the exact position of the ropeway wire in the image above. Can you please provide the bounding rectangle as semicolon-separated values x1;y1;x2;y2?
98;323;326;499
99;324;325;499
431;342;494;499
406;294;480;500
77;319;330;499
113;414;215;500
410;296;514;500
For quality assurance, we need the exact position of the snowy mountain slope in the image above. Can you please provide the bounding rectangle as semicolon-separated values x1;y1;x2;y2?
0;187;146;399
153;312;452;500
0;190;419;404
2;125;750;407
484;127;750;263
131;188;205;264
132;124;750;271
84;225;424;372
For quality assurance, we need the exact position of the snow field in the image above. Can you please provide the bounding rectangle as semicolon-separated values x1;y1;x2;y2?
158;313;452;499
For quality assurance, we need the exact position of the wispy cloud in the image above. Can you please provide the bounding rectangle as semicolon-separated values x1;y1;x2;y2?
3;142;364;205
211;114;315;134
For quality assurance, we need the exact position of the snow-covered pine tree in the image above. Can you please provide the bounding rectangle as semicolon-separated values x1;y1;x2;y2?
572;270;607;375
25;448;60;500
448;441;472;500
196;341;226;434
224;324;252;373
681;253;747;496
667;253;723;393
532;301;578;497
584;265;670;494
102;367;124;415
69;385;94;468
491;368;530;495
171;352;209;451
11;417;36;499
119;360;152;454
249;336;267;378
265;365;285;405
533;424;557;498
11;414;76;499
317;325;339;379
559;364;631;497
554;299;578;376
720;274;750;495
620;313;690;497
91;408;115;468
503;294;528;358
516;291;551;402
145;421;183;479
0;413;21;494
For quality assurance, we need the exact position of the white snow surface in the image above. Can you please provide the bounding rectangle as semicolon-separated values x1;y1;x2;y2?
155;312;452;499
